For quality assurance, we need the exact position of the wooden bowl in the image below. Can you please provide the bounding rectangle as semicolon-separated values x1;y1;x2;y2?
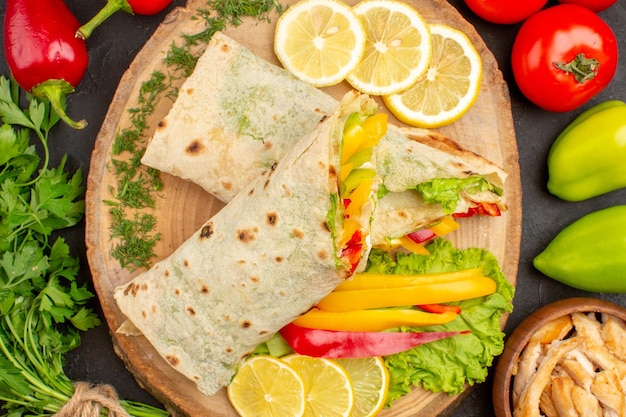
492;297;626;417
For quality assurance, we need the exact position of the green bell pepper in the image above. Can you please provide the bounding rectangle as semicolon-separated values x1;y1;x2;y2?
534;205;626;293
547;100;626;201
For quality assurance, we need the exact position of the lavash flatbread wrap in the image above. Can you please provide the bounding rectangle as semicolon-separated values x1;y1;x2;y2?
114;91;381;396
141;31;337;203
141;31;507;244
371;126;507;243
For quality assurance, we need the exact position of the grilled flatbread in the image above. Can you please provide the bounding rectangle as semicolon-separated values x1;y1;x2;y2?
115;92;379;396
141;32;507;243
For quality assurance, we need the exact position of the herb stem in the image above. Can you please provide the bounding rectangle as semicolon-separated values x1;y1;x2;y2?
17;125;50;188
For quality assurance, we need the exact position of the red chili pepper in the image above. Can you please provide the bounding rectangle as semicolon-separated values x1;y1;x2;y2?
280;323;470;358
4;0;89;129
418;304;462;315
77;0;174;40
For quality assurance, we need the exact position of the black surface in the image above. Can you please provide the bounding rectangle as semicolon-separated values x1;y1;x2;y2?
1;0;626;416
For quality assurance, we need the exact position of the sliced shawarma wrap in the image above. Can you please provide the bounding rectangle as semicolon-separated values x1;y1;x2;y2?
141;31;337;203
114;92;384;396
371;126;507;245
141;31;507;247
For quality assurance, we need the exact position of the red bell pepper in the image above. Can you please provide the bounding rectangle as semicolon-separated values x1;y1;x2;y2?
453;202;502;218
418;304;462;315
4;0;89;129
280;323;470;358
77;0;174;39
406;228;437;244
341;230;363;273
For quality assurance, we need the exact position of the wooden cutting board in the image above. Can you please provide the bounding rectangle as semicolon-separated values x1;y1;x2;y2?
85;0;521;416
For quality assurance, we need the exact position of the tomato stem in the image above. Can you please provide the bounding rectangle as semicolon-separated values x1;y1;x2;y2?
76;0;133;40
553;53;600;83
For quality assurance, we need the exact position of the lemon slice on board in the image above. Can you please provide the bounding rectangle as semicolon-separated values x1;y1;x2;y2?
274;0;366;87
383;23;483;128
227;355;306;417
346;0;431;96
336;356;390;417
282;354;355;417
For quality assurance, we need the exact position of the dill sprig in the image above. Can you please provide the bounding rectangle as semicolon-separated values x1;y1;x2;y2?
107;0;283;271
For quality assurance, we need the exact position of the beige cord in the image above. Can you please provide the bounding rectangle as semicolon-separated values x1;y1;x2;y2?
53;382;131;417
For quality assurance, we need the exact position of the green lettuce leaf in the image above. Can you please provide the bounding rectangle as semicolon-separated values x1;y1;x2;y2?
415;176;503;214
366;238;514;406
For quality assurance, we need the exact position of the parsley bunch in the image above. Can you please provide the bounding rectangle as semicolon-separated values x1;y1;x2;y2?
0;76;168;416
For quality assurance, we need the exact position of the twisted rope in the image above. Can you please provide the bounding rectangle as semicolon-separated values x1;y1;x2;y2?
54;382;131;417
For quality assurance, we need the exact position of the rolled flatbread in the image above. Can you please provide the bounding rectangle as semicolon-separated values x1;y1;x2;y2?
141;31;337;203
372;126;507;242
115;92;379;396
142;31;507;242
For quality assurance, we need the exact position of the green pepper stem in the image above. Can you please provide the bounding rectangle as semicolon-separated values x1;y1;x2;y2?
32;80;87;130
76;0;134;40
553;53;600;83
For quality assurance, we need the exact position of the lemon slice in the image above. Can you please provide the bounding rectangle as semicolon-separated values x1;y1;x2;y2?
383;23;483;128
336;356;390;417
274;0;366;87
346;0;431;96
282;354;355;417
227;355;305;417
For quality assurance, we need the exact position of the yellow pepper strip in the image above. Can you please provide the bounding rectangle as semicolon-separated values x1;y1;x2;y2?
341;124;368;165
317;276;497;312
339;218;360;248
344;179;373;219
339;161;354;182
359;113;388;149
335;268;483;291
341;113;388;164
373;236;429;254
429;216;460;236
292;308;458;332
397;236;430;255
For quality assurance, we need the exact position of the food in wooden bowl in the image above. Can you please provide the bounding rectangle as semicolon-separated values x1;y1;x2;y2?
492;297;626;417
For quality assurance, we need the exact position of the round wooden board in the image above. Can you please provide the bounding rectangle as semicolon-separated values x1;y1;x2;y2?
85;1;522;416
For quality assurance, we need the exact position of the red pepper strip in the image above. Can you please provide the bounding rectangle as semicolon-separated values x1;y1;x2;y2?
77;0;173;39
418;304;462;315
280;323;470;358
4;0;88;129
341;230;363;273
406;228;436;244
453;202;502;218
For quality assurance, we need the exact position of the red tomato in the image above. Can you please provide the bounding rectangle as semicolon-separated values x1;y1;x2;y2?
128;0;173;15
557;0;617;12
511;4;618;113
463;0;548;24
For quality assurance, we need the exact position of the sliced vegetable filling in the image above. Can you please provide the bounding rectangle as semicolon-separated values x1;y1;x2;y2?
338;111;387;272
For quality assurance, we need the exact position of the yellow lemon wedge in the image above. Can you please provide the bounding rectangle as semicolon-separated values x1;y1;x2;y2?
227;355;306;417
274;0;366;87
346;0;431;96
383;23;483;128
336;356;390;417
282;354;355;417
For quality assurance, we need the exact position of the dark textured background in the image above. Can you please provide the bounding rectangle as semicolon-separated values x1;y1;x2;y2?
1;0;625;415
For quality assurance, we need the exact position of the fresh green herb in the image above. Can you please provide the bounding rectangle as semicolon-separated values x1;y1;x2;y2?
209;0;283;26
107;71;167;271
0;76;169;416
108;0;284;271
